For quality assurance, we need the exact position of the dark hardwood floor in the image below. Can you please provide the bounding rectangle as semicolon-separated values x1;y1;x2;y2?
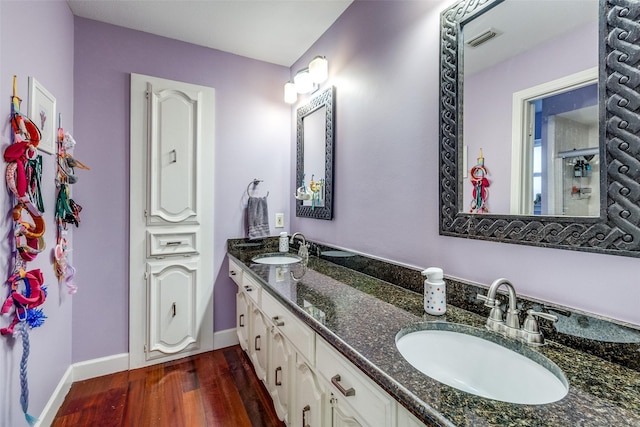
52;345;285;427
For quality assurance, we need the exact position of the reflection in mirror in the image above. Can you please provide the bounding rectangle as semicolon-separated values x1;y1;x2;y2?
439;0;640;257
296;87;335;220
462;0;599;216
511;68;599;217
302;106;327;208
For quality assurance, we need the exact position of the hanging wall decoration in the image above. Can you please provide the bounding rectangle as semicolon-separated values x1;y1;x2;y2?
469;148;490;214
2;75;48;426
54;114;89;294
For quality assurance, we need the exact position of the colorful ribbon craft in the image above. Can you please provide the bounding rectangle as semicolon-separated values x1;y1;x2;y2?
469;149;490;214
1;269;47;336
3;75;45;425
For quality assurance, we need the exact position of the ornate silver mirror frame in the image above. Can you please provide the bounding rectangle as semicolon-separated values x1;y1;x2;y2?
296;86;335;220
439;0;640;257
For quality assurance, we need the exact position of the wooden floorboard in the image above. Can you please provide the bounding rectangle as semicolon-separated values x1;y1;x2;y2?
52;346;285;427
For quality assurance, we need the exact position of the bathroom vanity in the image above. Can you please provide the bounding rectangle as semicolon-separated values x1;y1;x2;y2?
227;238;640;426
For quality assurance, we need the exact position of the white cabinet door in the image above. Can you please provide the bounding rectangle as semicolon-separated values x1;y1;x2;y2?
146;84;200;226
130;73;215;368
332;400;363;427
269;328;293;423
236;292;250;352
294;360;326;427
250;308;269;384
146;259;199;360
317;338;395;426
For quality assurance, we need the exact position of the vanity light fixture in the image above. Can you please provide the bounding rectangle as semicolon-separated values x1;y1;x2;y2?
284;56;329;104
309;56;328;83
294;68;314;94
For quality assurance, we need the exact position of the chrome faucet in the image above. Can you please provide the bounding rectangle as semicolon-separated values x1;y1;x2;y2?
486;278;519;329
289;232;309;260
477;278;558;345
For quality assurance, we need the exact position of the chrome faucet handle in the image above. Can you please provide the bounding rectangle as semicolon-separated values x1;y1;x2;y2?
488;300;504;323
477;294;501;317
523;310;558;332
522;310;558;345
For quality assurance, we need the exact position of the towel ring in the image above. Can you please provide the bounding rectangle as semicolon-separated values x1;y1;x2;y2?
247;179;269;198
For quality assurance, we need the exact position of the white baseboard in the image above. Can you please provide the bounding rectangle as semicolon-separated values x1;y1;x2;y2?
72;353;129;382
214;327;239;350
37;353;129;426
36;365;73;427
37;331;237;426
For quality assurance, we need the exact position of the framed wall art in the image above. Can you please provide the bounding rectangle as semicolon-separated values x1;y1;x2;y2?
28;77;56;154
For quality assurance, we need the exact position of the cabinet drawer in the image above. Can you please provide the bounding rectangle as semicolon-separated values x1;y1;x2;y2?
147;230;198;257
242;274;262;306
262;290;315;365
228;259;243;286
317;338;394;427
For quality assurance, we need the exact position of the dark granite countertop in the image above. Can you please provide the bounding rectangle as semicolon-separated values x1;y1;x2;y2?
228;240;640;426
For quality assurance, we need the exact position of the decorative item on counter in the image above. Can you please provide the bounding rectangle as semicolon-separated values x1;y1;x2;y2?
294;173;313;200
54;114;88;295
279;232;289;253
2;75;47;426
422;267;446;315
469;148;490;214
308;174;324;209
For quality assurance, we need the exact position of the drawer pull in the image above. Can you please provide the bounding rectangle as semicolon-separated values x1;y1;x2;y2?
275;366;282;386
172;302;176;317
165;241;182;246
170;149;177;163
244;286;253;292
272;316;285;327
331;374;355;397
230;270;237;276
255;335;261;351
239;314;245;327
302;404;310;427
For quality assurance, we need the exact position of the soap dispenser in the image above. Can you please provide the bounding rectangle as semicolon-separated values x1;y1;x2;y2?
422;267;446;315
279;232;289;253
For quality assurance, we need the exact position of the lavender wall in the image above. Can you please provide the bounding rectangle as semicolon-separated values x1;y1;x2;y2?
0;1;74;424
72;19;291;362
290;0;640;326
463;23;598;213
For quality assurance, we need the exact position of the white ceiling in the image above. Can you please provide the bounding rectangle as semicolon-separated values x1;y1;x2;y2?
66;0;353;67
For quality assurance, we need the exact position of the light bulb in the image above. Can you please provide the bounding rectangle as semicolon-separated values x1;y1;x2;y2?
294;69;313;94
309;56;328;84
284;82;297;104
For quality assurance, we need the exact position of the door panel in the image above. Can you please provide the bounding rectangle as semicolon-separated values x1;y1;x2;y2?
130;73;215;368
147;259;198;359
147;87;200;225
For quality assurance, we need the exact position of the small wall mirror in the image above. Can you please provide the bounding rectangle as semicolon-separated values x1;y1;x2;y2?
439;0;640;258
296;86;335;220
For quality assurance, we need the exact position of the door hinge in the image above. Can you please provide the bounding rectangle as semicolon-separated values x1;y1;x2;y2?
144;209;148;217
144;272;149;280
144;344;147;353
145;90;150;99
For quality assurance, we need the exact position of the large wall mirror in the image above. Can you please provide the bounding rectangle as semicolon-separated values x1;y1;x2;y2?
439;0;640;257
296;86;335;220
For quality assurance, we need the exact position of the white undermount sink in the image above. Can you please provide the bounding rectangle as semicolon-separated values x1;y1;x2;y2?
251;253;303;265
396;323;569;405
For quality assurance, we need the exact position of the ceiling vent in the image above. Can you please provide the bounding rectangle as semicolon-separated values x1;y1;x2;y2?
466;28;502;48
